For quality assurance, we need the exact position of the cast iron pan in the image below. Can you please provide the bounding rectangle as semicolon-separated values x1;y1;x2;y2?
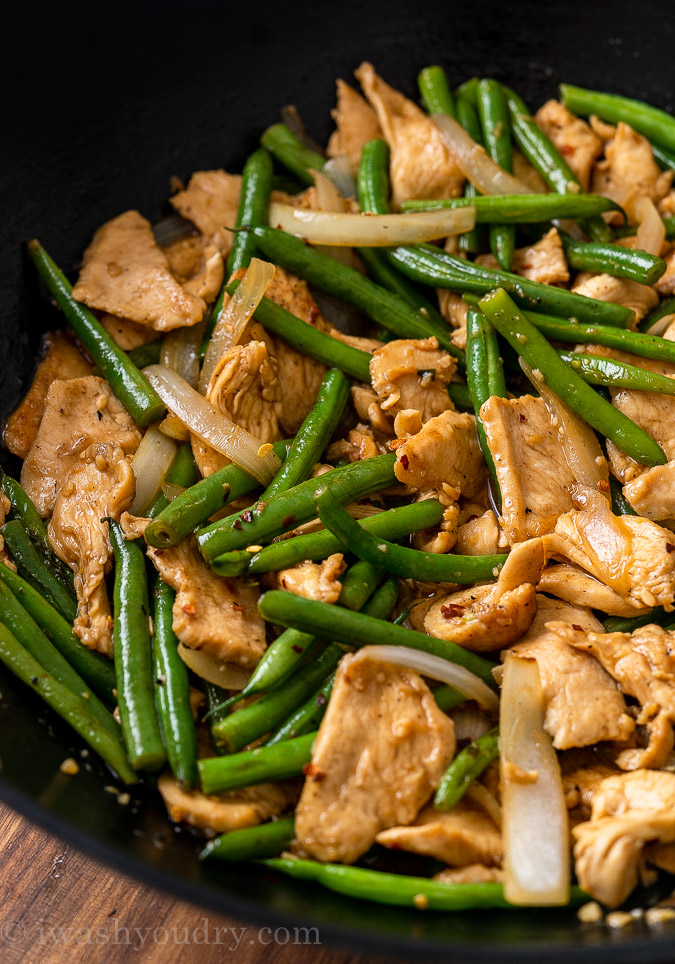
2;1;675;958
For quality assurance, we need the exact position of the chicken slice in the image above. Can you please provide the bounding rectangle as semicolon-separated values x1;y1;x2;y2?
545;484;675;610
535;100;603;191
561;750;618;817
538;563;653;618
71;211;206;331
476;228;569;285
48;442;135;655
481;394;575;545
505;596;634;750
393;408;484;499
591;121;672;211
572;272;657;324
355;62;464;206
20;375;141;518
326;425;383;463
170;170;241;257
326;79;383;174
146;538;265;668
512;149;549;194
98;314;160;351
3;332;92;459
655;246;675;297
434;864;503;884
425;539;544;652
264;553;346;604
455;510;502;556
437;290;468;330
572;770;675;906
294;651;455;863
158;773;299;832
369;337;456;423
163;236;223;304
376;800;502;867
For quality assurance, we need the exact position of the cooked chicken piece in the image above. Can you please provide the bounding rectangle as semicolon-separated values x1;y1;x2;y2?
545;484;675;610
3;332;92;459
48;442;135;655
146;538;265;668
158;773;299;832
163;236;223;304
352;385;395;437
437;290;468;330
20;376;141;518
572;272;657;324
434;864;503;884
476;229;569;285
425;539;544;652
326;425;382;463
191;340;282;477
170;170;241;256
655;246;675;296
572;769;675;906
71;211;206;331
623;463;675;522
455;510;502;556
98;313;160;350
661;190;675;218
264;553;346;603
326;79;383;174
591;121;672;211
506;596;634;749
355;62;464;205
538;563;653;618
295;651;455;863
376;800;502;867
481;394;575;545
412;496;459;555
535;100;603;191
512;149;549;194
394;409;484;499
0;493;16;572
561;750;618;815
369;337;456;423
328;329;383;353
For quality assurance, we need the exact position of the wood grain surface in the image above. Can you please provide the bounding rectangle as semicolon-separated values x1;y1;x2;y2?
0;804;389;964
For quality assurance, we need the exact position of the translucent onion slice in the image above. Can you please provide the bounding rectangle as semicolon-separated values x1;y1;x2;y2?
160;482;186;502
177;643;251;690
161;322;205;388
152;215;196;247
433;114;533;196
521;359;609;496
323;155;357;199
268;202;476;247
351;645;498;712
143;364;281;485
158;412;190;441
198;257;275;393
645;311;675;337
466;781;502;828
500;654;570;906
129;426;178;516
310;169;358;266
632;196;666;256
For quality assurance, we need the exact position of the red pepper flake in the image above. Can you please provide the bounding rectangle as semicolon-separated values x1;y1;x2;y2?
399;453;410;471
309;306;320;325
154;549;165;556
316;693;327;707
519;413;528;422
182;603;197;616
440;603;465;619
560;143;576;156
597;480;610;492
292;644;304;654
572;623;584;632
231;603;244;612
232;519;243;530
282;514;296;528
242;510;254;523
302;762;325;782
667;544;675;554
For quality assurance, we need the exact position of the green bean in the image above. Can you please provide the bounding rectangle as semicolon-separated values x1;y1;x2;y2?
126;339;162;369
197;453;396;562
665;217;675;239
200;816;296;862
146;440;291;547
0;622;136;784
146;442;202;520
258;591;498;689
448;382;473;410
455;76;480;103
0;581;119;738
198;731;315;795
603;611;663;633
433;685;466;712
561;236;666;285
2;521;77;623
418;65;455;117
434;727;499;811
109;520;165;771
252;226;463;360
466;310;503;495
213;499;445;577
262;370;350;500
203;681;232;755
559;350;675;395
260;124;325;186
153;576;198;788
357;139;391;215
640;296;675;333
227;147;274;275
560;84;675;156
390;243;633;328
0;563;116;703
479;288;666;466
400;193;619;221
357;247;443;326
313;486;507;589
27;241;165;426
609;477;637;517
477;79;515;270
455;96;486;255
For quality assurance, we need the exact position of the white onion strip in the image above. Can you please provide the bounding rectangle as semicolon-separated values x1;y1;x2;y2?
143;364;281;485
129;426;178;516
199;257;275;394
177;644;251;690
632;196;666;256
433;114;533;196
351;645;498;712
269;202;476;247
322;154;357;199
500;655;570;906
161;322;204;388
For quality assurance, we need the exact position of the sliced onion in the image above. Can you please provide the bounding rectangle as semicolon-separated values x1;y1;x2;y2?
198;257;275;394
143;364;281;485
433;114;533;196
632;196;666;256
129;426;178;516
161;321;204;388
323;155;357;199
500;654;570;906
646;311;675;337
466;781;502;828
158;412;190;441
177;644;251;689
152;215;196;247
521;359;609;496
273;503;382;541
351;645;498;712
161;482;185;501
309;169;359;267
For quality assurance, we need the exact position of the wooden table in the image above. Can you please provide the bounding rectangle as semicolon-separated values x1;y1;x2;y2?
0;805;388;963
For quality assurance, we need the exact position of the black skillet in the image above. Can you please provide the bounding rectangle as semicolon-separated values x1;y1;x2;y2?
2;0;675;958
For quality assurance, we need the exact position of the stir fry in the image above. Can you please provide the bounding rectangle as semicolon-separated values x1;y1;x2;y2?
4;62;675;919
